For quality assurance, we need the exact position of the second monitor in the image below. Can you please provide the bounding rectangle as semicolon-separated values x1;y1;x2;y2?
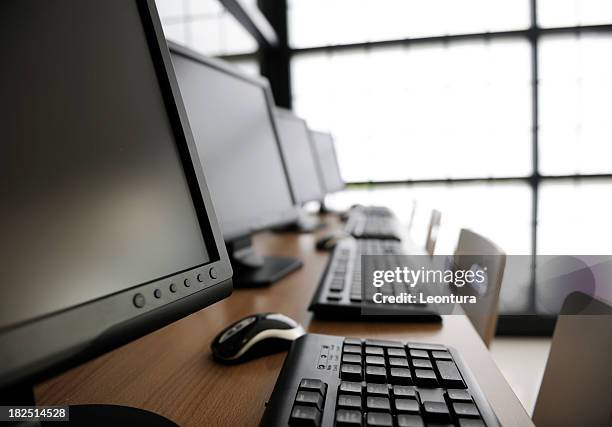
170;43;302;288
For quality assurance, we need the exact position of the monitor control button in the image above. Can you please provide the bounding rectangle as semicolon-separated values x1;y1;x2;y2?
197;273;204;282
133;293;145;308
184;278;191;287
209;267;217;279
154;289;162;299
169;283;177;293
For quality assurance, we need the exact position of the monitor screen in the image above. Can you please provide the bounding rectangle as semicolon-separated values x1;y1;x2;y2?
275;109;324;204
0;0;216;332
170;47;296;239
310;131;345;193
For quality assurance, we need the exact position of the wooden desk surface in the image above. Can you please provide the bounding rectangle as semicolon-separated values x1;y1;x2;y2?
36;216;532;426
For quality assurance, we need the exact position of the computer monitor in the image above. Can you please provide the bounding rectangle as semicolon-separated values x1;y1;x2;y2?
274;108;326;232
310;130;345;194
169;43;302;288
275;109;324;205
0;1;232;421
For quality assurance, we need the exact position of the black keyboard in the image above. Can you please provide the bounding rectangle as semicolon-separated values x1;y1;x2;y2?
344;211;402;241
309;238;441;321
261;334;500;427
357;206;395;218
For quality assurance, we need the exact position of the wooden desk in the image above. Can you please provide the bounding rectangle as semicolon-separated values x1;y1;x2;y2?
36;216;532;426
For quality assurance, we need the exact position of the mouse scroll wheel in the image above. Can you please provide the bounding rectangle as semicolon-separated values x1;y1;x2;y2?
218;316;257;343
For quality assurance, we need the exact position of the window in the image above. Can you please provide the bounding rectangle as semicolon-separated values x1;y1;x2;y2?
538;179;612;255
292;40;532;182
538;0;612;28
155;0;258;56
326;182;532;255
288;0;530;48
539;34;612;175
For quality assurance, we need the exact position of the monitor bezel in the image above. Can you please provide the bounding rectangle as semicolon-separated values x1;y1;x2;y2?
309;130;345;194
168;41;299;241
274;107;325;204
0;0;233;390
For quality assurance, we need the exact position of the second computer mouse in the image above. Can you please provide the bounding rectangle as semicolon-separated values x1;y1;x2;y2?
316;232;347;251
211;313;305;363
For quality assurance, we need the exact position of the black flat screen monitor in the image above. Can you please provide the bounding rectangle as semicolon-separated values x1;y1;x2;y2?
169;45;297;241
170;43;301;287
0;0;232;395
275;108;325;204
310;130;345;194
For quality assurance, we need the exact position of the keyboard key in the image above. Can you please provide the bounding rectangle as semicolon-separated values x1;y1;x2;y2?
395;398;420;413
436;360;466;388
389;368;412;385
344;338;362;346
393;385;417;399
366;396;391;411
414;369;438;386
397;414;425;427
447;389;471;402
365;346;384;356
409;349;429;359
366;383;389;396
365;339;404;348
365;355;385;365
453;402;480;418
341;364;362;381
339;381;362;395
343;354;362;364
299;379;327;396
336;409;363;427
337;394;362;410
349;294;363;302
327;293;342;301
365;365;387;382
387;348;407;357
408;343;447;351
289;405;322;427
344;345;362;354
330;282;345;292
389;357;409;367
295;390;324;411
432;351;453;360
422;401;451;422
412;359;433;369
366;412;392;427
458;419;485;427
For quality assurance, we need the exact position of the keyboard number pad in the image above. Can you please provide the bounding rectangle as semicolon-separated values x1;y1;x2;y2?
334;339;487;426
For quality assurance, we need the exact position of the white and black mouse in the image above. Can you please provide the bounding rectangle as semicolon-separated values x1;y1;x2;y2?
211;313;305;363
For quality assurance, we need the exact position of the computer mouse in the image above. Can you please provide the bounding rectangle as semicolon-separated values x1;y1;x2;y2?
316;233;346;251
211;313;305;363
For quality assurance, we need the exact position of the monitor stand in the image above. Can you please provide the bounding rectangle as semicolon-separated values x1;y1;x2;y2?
272;210;326;233
318;200;348;218
1;384;177;427
227;235;302;288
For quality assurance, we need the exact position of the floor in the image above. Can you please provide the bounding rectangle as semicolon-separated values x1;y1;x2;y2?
489;337;552;416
